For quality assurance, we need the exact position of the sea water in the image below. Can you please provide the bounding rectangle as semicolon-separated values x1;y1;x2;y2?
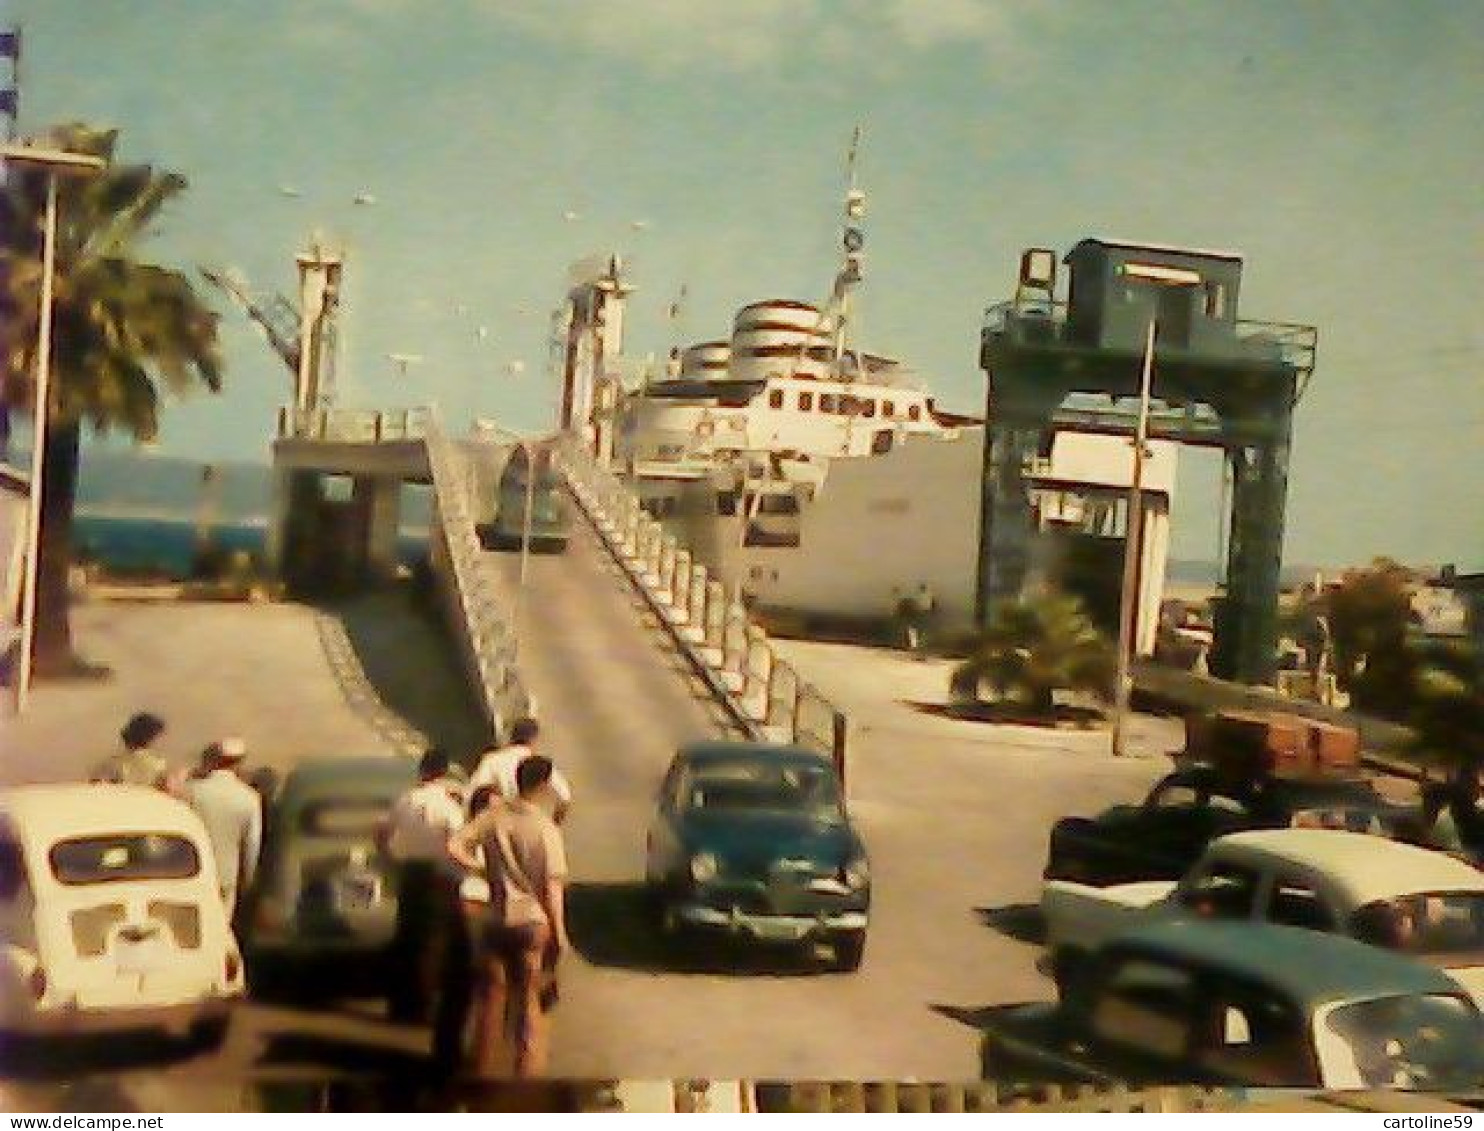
72;515;428;578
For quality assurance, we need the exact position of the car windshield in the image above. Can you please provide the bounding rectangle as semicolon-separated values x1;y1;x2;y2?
299;799;390;837
50;833;201;885
1323;994;1484;1090
686;761;840;817
1351;893;1484;958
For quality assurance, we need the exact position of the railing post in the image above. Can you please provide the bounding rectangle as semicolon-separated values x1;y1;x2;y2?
673;550;692;620
832;711;849;794
705;579;727;650
689;563;708;626
645;520;663;577
658;538;675;602
793;680;806;746
742;627;772;722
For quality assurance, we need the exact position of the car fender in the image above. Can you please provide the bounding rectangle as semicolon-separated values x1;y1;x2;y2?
1042;879;1177;953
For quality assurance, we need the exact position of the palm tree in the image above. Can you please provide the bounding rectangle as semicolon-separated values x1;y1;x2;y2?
950;592;1115;717
1;123;222;674
1410;640;1484;778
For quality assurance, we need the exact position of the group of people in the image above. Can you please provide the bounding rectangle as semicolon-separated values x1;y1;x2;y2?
87;709;571;1079
380;717;572;1079
90;710;264;920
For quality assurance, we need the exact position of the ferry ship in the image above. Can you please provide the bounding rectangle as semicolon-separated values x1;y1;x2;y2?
562;139;1177;649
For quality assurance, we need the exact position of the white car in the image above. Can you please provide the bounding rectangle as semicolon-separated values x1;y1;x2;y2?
1042;828;1484;1005
0;784;245;1047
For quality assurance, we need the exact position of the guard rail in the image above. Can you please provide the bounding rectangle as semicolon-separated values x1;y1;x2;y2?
425;419;530;744
558;441;849;786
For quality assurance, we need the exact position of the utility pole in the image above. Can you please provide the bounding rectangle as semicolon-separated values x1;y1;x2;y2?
3;143;105;714
1111;318;1156;757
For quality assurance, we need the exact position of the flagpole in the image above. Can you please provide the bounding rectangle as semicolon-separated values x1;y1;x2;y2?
1111;318;1157;757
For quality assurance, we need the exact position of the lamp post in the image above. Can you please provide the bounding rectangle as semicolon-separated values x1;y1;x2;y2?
2;143;106;714
476;421;540;655
1111;318;1157;757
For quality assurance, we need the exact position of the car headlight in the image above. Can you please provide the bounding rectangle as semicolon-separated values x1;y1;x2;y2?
689;852;719;883
843;857;870;890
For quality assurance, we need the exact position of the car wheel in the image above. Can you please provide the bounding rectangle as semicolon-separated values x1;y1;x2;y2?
830;930;866;973
187;1014;231;1054
247;954;293;1002
642;881;668;927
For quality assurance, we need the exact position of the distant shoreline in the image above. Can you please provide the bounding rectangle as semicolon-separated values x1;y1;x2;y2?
74;510;432;538
76;507;269;526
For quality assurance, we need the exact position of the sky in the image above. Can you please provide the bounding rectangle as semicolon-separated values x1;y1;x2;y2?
7;0;1482;569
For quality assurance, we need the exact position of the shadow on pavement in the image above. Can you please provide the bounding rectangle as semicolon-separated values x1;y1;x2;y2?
903;700;1105;728
326;590;492;764
0;1031;194;1083
975;903;1046;945
930;1002;1004;1031
568;881;831;977
257;1032;428;1079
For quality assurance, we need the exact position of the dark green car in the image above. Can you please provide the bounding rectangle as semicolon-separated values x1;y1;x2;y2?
644;741;870;971
241;756;417;988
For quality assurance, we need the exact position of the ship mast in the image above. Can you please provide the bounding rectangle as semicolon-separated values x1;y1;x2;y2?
832;124;866;374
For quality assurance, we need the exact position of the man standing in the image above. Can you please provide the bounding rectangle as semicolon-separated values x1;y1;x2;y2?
379;747;466;1024
91;712;169;788
469;718;572;823
447;756;569;1079
182;738;262;918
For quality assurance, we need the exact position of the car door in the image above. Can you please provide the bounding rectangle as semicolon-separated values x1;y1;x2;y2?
1078;953;1219;1083
1262;870;1339;935
1131;780;1254;880
1189;970;1321;1087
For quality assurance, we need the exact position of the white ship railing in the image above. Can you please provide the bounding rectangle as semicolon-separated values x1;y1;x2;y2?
425;416;529;745
277;405;433;442
558;440;851;787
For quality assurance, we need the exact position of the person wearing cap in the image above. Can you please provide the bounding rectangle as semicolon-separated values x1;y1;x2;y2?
90;712;169;789
182;737;263;917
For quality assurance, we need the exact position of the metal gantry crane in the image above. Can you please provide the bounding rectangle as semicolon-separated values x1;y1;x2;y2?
200;236;344;430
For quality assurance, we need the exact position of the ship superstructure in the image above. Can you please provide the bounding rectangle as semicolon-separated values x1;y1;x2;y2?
558;135;1179;650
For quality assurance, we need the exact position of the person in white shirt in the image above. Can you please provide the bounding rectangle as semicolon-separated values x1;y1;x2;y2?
469;718;572;824
181;737;262;918
379;747;466;1024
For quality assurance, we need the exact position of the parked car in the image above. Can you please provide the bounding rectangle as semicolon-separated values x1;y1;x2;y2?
645;741;870;971
979;921;1484;1090
1042;766;1404;886
1043;828;1484;1004
0;784;244;1049
239;756;417;986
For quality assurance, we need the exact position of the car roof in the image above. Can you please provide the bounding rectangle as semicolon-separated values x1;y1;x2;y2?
1207;828;1484;904
279;755;418;797
1165;766;1376;798
0;784;206;842
1110;920;1464;1007
676;740;834;769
